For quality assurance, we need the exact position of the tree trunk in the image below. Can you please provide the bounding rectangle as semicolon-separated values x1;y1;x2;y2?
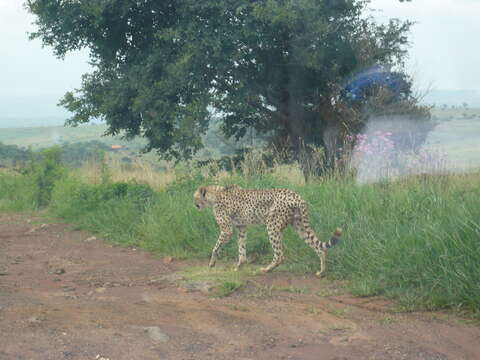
323;121;341;166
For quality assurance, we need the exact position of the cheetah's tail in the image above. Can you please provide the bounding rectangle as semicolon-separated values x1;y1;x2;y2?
325;228;342;249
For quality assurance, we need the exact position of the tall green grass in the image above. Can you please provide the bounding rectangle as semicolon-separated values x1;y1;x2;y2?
322;176;480;312
49;177;156;245
0;172;37;211
0;147;66;211
0;164;479;315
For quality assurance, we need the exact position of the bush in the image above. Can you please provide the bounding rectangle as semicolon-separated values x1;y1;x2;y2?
0;147;66;210
0;173;37;211
0;142;31;167
59;140;111;167
23;147;66;208
50;177;156;244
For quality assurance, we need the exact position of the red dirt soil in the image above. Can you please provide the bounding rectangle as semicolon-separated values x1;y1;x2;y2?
0;213;479;360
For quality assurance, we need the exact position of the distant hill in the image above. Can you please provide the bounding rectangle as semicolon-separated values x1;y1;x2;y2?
421;90;480;107
0;117;67;128
0;124;146;152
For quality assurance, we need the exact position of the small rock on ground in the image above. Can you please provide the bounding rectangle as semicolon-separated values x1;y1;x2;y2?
132;326;170;343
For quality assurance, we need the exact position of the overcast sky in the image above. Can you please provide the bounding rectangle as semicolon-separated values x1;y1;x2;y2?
1;0;479;124
369;0;480;91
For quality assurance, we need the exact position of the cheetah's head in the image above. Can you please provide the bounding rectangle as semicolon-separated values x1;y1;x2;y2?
193;186;218;209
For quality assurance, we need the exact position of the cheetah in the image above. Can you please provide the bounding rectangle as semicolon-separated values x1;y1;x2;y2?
193;184;342;276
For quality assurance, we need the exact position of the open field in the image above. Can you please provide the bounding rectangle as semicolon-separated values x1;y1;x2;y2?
0;124;146;152
1;107;479;169
430;107;480;121
1;213;479;360
425;108;480;169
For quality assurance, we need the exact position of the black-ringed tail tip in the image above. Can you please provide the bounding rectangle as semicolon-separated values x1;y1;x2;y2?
328;227;342;248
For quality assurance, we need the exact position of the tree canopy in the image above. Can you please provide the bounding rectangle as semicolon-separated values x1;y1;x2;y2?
28;0;429;160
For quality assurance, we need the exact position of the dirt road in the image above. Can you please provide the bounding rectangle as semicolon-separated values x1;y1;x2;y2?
0;214;479;360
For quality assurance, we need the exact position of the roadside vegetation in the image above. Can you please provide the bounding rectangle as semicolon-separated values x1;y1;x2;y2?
0;146;479;316
1;0;478;321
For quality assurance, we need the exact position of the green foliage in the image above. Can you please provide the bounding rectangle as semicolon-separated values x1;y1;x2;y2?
0;174;37;211
98;150;111;184
27;0;428;159
50;177;156;244
59;140;111;167
200;116;265;158
322;177;480;312
212;281;243;298
0;147;66;210
51;179;155;218
0;142;31;167
24;147;66;208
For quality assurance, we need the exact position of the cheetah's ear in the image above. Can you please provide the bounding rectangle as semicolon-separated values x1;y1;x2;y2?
199;187;207;198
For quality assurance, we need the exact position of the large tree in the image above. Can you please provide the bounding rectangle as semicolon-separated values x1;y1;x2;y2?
27;0;429;160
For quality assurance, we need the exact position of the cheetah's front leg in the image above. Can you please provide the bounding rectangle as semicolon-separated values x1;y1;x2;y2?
209;227;233;268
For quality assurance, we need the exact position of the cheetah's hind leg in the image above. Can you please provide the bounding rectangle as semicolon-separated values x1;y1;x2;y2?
234;226;247;271
260;219;286;273
315;250;327;278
